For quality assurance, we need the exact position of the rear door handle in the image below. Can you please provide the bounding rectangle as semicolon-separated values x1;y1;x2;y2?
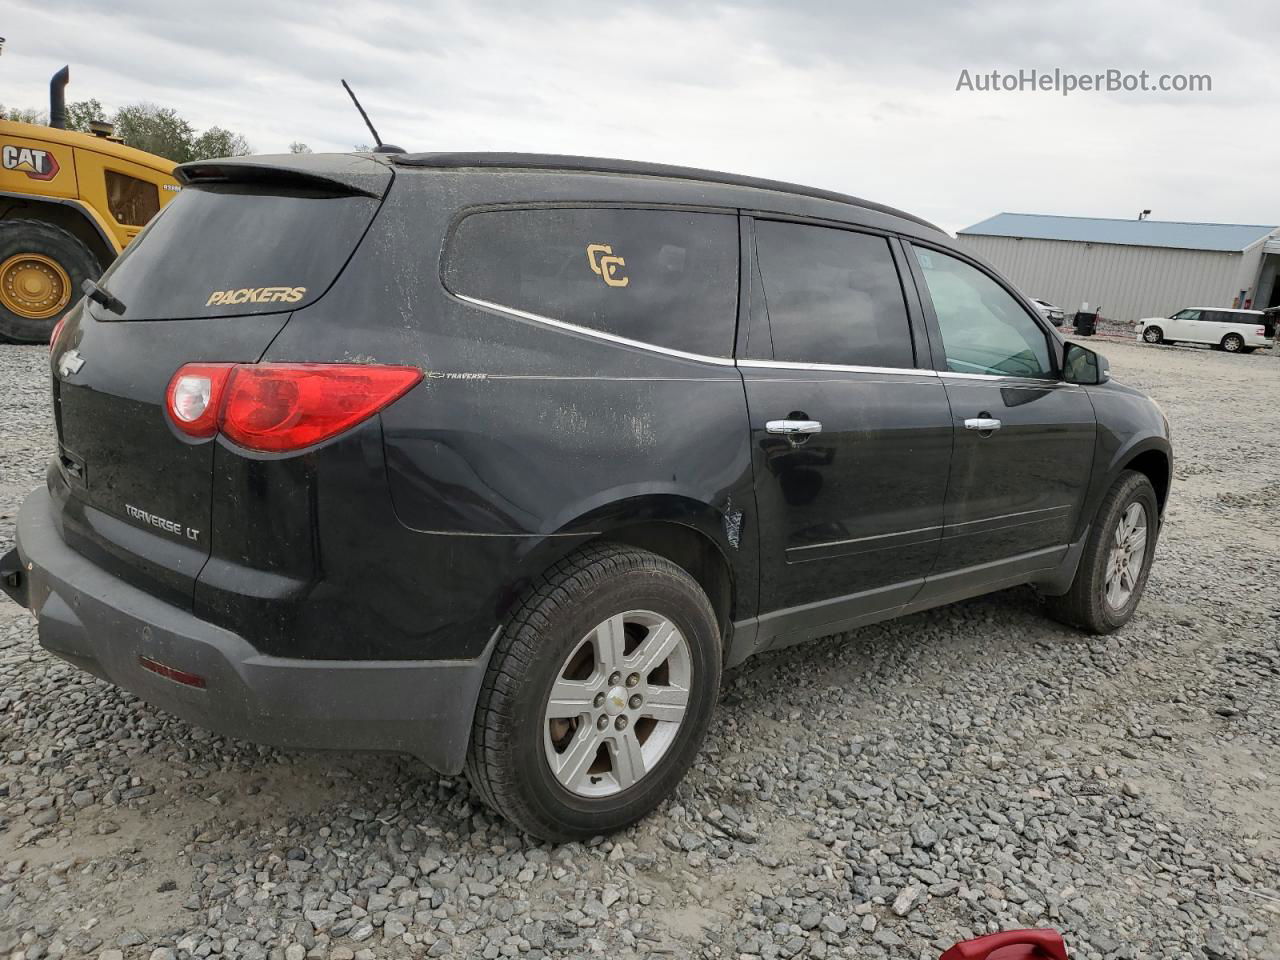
964;417;1002;432
766;419;823;435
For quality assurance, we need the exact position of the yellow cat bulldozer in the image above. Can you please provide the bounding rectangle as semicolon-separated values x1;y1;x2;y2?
0;66;179;342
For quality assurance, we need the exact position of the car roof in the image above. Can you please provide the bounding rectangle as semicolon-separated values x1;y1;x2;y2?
392;151;942;232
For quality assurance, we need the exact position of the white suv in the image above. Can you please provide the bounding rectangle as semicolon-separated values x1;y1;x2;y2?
1136;308;1272;353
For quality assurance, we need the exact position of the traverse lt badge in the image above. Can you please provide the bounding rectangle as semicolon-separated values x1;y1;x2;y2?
56;349;85;379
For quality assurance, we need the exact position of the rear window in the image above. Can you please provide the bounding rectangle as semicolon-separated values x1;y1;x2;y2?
96;183;380;320
443;207;738;358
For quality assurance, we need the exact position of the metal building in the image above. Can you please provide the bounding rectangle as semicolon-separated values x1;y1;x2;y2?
955;213;1280;323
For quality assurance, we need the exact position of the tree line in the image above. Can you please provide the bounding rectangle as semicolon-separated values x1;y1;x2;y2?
0;98;284;162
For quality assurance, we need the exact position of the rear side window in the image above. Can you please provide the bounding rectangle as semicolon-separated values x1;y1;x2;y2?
97;183;380;320
443;208;738;358
105;170;160;226
754;220;915;369
1205;310;1247;325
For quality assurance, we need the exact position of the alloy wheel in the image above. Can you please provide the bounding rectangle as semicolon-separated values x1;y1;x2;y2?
1104;502;1148;610
543;610;692;798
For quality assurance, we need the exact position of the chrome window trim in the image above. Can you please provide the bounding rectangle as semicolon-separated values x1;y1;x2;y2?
937;370;1062;384
453;293;736;366
736;358;940;377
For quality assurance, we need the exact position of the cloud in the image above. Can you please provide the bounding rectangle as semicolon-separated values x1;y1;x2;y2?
2;0;1276;232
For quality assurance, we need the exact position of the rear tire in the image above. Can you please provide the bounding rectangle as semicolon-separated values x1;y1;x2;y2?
0;220;102;344
465;543;722;841
1221;333;1244;353
1044;471;1159;634
1142;326;1163;344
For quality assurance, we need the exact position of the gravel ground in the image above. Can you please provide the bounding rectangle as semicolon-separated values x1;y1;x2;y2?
1;339;1277;960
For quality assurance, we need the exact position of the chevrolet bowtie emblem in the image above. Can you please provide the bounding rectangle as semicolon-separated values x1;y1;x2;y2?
57;349;85;379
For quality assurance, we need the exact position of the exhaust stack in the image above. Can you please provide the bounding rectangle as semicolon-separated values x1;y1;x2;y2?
49;65;70;129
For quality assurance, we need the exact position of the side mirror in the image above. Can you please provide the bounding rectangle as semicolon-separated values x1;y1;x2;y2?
1063;342;1109;385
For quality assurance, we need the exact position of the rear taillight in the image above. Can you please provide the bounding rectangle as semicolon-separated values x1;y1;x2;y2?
1257;326;1266;337
165;362;422;452
49;314;68;352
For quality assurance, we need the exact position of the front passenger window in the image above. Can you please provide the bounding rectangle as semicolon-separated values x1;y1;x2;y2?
914;247;1054;378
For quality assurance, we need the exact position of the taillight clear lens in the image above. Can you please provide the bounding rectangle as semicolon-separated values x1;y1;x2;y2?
165;362;421;452
172;375;213;421
166;364;234;439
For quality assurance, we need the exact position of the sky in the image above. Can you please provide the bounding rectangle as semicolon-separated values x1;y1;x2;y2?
2;0;1277;234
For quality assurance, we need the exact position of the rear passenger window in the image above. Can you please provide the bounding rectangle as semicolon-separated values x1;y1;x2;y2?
754;220;914;369
443;208;738;358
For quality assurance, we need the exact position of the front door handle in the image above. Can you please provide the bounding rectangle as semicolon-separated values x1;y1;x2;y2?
766;419;823;436
964;417;1002;432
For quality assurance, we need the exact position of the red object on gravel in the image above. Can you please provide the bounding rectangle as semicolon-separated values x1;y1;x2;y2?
940;929;1068;960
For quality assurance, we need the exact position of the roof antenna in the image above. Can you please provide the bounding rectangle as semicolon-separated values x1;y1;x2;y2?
341;79;404;154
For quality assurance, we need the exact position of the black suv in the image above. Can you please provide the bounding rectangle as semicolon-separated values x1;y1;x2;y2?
1;152;1172;840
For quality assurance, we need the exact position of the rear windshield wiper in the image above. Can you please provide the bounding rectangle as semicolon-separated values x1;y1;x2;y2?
82;278;127;315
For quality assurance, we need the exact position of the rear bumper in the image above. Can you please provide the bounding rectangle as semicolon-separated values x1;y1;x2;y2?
1;486;494;774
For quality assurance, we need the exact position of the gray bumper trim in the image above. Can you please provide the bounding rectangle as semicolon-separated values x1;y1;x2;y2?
10;486;493;774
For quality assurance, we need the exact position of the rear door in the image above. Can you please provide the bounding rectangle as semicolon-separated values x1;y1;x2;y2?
904;243;1095;592
50;163;388;608
741;218;952;649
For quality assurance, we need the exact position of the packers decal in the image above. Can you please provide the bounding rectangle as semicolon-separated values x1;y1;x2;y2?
206;286;306;306
1;143;60;181
586;243;629;288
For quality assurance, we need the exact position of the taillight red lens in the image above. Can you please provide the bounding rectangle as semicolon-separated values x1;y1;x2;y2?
49;314;68;352
1257;326;1266;337
165;362;421;452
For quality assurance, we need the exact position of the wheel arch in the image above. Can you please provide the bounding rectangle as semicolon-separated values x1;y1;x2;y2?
0;192;117;269
495;494;752;661
591;519;736;649
1123;446;1171;514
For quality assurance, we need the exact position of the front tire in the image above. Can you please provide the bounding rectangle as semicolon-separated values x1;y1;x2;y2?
1044;471;1159;634
1142;326;1164;344
1221;333;1244;353
0;220;103;344
465;544;722;841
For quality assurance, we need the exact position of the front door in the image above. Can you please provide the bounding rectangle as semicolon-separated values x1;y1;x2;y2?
741;220;953;651
1166;308;1201;341
905;243;1096;596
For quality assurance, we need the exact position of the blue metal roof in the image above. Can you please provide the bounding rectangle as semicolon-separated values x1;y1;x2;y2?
958;213;1278;253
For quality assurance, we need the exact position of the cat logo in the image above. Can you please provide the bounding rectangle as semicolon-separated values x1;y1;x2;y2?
586;243;629;288
1;143;60;181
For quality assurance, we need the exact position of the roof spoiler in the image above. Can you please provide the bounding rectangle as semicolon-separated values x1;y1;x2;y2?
176;154;392;199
